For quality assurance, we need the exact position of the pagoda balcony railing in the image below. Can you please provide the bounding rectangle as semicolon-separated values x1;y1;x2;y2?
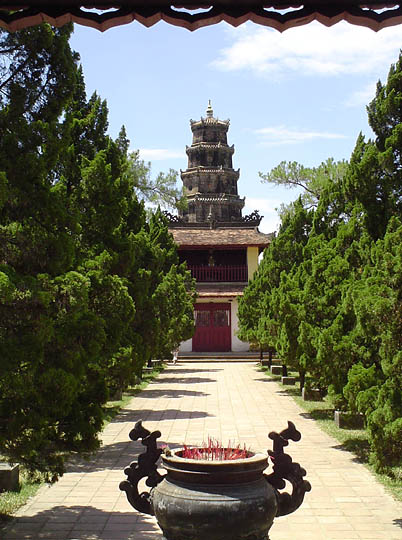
188;265;248;282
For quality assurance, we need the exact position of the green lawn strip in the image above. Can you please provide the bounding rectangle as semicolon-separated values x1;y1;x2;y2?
0;363;165;521
0;471;43;522
260;366;402;503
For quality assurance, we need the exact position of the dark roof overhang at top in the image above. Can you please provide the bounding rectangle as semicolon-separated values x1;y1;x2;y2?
1;1;402;32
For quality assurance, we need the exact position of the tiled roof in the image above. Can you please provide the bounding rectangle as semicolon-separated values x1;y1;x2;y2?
169;226;272;248
1;2;402;32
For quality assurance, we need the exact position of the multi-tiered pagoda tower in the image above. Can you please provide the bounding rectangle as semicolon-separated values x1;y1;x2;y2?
168;103;272;353
179;101;244;224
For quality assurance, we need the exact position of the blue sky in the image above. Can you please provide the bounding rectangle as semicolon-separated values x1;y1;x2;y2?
70;20;402;233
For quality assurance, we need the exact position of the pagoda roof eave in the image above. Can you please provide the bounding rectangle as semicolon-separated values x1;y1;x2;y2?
190;117;230;128
181;167;240;175
169;226;273;248
177;243;267;249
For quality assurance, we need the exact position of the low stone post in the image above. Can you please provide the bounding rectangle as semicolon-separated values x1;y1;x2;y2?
0;463;19;492
334;410;365;429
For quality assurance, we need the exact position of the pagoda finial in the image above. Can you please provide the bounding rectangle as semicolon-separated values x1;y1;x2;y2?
206;100;213;118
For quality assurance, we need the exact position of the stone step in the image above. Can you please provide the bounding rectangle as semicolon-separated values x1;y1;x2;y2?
177;352;260;362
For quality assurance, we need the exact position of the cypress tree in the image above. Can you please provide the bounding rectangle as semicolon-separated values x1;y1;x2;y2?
344;218;402;469
0;26;195;478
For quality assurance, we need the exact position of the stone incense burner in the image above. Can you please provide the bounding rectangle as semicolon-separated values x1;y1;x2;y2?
120;420;311;540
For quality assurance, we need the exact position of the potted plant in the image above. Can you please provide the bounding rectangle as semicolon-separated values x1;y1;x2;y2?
120;420;311;540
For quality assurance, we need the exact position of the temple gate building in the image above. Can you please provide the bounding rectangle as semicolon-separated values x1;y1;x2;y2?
168;103;272;352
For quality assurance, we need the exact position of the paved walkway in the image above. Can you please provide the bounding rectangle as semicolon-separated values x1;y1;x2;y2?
2;362;401;540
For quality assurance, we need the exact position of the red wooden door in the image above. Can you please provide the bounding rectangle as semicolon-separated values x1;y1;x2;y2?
193;303;231;352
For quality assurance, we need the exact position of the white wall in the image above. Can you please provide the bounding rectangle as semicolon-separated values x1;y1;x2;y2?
179;337;192;352
231;297;249;352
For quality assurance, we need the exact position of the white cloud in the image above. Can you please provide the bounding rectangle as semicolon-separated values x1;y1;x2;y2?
211;22;402;78
254;125;347;146
138;148;185;161
345;80;377;108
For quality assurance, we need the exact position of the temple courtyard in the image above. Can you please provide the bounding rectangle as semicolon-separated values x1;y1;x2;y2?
2;361;401;540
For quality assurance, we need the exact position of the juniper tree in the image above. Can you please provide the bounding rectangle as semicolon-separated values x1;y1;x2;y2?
344;218;402;469
0;25;195;479
0;24;105;479
238;198;312;380
345;53;402;239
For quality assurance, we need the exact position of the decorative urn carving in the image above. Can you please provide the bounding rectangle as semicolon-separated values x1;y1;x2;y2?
120;420;311;540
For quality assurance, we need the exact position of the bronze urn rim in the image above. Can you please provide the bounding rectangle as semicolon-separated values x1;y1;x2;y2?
161;449;269;484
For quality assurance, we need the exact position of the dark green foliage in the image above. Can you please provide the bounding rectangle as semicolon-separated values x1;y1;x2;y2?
345;55;402;239
344;219;402;469
243;53;402;471
0;25;195;479
300;215;371;403
0;24;97;480
238;198;312;377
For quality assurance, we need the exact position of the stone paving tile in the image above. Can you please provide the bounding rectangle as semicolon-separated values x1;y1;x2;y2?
1;362;401;540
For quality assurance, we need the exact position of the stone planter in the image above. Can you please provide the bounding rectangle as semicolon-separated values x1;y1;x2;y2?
0;463;19;492
120;421;311;540
270;365;283;376
334;410;365;429
302;387;322;401
281;376;296;386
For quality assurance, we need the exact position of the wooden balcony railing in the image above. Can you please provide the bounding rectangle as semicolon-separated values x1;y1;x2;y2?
188;265;248;282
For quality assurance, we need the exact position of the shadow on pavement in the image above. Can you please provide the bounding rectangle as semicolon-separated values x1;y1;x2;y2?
331;439;370;464
148;376;216;384
164;368;223;374
67;432;206;474
1;505;161;540
133;388;210;398
110;408;213;424
299;410;333;421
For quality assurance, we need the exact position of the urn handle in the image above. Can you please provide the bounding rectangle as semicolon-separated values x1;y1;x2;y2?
264;421;311;517
119;420;166;515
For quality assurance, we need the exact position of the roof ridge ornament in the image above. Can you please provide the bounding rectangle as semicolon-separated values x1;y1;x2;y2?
206;100;214;118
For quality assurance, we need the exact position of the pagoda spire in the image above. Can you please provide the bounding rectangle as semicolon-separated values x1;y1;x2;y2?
206;100;213;118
